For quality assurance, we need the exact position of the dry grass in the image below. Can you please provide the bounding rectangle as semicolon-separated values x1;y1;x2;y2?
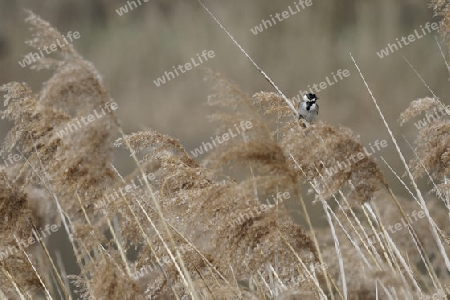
0;3;450;300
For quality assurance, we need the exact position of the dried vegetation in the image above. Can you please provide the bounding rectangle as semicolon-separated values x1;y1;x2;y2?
0;4;450;300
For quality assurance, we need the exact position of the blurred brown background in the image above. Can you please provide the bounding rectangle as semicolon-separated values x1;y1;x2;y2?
0;0;447;203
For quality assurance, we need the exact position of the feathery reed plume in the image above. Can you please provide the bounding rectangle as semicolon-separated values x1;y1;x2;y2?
431;0;450;43
282;120;387;204
0;171;42;298
400;97;450;180
114;126;321;298
2;12;119;217
1;11;124;299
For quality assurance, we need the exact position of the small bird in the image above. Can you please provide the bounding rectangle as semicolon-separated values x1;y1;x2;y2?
298;93;319;123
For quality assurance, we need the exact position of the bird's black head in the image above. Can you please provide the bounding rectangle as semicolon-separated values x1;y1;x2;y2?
305;93;318;101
